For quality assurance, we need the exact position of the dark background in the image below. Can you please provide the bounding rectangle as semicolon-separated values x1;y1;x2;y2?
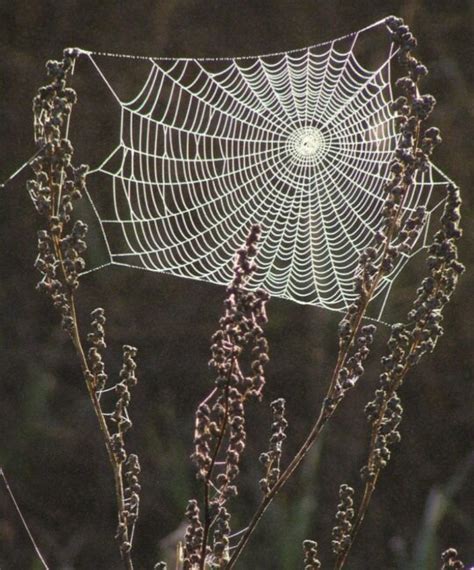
0;1;473;569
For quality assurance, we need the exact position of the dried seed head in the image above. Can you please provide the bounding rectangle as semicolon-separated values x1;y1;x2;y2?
303;539;321;569
331;484;355;555
260;398;288;494
183;500;205;567
441;548;464;570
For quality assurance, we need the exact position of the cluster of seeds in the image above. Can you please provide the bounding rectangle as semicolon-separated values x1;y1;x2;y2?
362;181;463;482
31;49;143;567
113;345;141;556
259;398;288;494
87;307;108;389
88;314;108;399
338;15;442;341
183;500;205;569
29;48;92;338
111;345;138;463
408;183;464;346
327;323;377;414
212;505;231;563
362;389;403;480
382;16;440;250
60;218;88;289
303;540;322;569
441;548;464;569
186;225;270;567
86;307;140;555
331;484;355;556
35;229;75;335
117;453;141;555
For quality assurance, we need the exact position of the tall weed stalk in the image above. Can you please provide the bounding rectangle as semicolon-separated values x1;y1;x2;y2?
28;16;465;570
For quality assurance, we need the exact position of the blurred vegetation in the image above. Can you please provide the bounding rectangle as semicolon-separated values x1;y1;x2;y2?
0;1;473;569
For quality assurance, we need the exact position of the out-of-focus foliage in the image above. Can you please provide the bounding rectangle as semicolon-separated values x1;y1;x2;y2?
0;1;472;568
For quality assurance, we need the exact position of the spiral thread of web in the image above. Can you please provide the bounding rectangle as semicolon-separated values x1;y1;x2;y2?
82;19;449;319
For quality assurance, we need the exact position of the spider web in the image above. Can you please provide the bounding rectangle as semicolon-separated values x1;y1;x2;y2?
76;18;450;320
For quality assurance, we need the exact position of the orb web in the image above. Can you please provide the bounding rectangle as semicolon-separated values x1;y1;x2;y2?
77;18;451;321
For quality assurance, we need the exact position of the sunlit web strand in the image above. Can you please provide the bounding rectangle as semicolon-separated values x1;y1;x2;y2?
73;18;450;321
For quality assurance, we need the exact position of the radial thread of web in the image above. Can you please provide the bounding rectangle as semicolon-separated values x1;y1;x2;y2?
77;18;451;321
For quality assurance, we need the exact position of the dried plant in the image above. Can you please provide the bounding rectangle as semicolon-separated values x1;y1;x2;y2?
182;226;270;569
303;540;322;570
441;548;465;569
29;48;141;570
225;16;464;568
25;14;466;570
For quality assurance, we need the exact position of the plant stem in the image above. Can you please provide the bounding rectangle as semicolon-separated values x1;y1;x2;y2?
199;359;234;569
227;195;413;568
51;228;133;570
335;267;447;568
334;341;426;568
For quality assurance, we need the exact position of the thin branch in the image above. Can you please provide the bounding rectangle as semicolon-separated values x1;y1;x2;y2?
30;49;136;570
0;468;49;570
227;16;444;566
199;357;234;569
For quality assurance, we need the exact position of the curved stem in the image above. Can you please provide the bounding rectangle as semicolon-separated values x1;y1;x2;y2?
334;333;424;569
227;199;412;568
226;404;329;568
51;225;133;570
199;359;234;569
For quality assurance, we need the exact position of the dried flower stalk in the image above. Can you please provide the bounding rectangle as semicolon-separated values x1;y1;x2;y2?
27;16;464;569
30;48;140;570
303;540;322;569
441;548;465;570
182;226;270;569
332;16;465;567
227;16;463;568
